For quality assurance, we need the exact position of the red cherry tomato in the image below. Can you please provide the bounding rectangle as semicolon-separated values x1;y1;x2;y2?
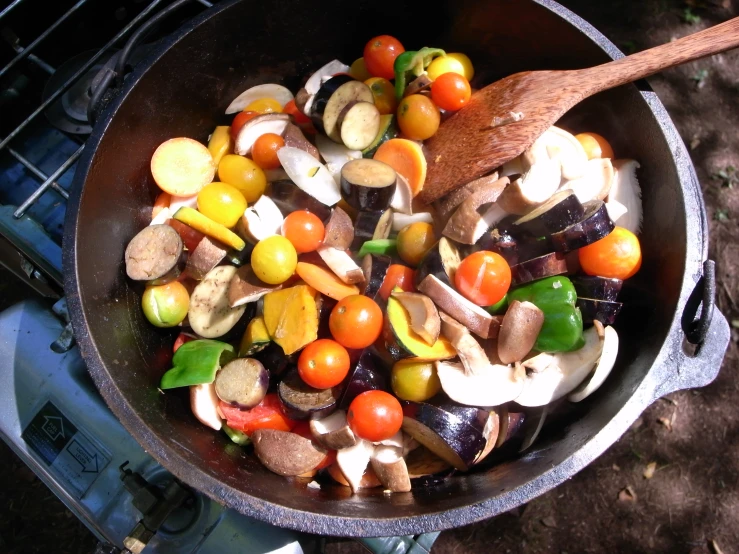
283;99;311;125
230;110;259;140
431;72;472;112
172;332;196;353
329;295;384;349
378;264;415;300
281;210;325;253
219;394;297;435
454;251;511;306
347;390;403;442
579;226;642;280
252;132;285;170
297;339;351;389
167;219;205;252
363;35;405;80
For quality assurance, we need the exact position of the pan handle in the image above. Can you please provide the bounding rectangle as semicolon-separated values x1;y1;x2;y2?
651;260;730;400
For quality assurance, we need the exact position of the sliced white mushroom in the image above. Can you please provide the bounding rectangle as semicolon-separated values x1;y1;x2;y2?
277;146;341;206
315;134;362;185
500;156;524;178
235;113;291;156
150;206;171;225
263;168;290;183
515;326;604;407
568;325;619;402
390;173;414;215
605;198;629;222
519;405;548;452
371;445;411;492
391;292;440;345
392;211;434;231
190;383;222;431
305;59;351;95
559;158;614;203
335;438;374;493
243;195;284;242
496;141;561;215
442;176;509;244
439;312;489;376
543;126;589;181
376;430;404;448
310;409;357;450
317;246;365;284
607;159;643;234
435;361;525;407
226;83;294;114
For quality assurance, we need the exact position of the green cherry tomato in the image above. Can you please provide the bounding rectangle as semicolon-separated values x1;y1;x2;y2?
197;182;247;228
391;360;441;402
251;235;298;284
142;281;190;327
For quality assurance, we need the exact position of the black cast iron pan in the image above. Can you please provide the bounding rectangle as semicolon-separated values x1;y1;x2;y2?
63;0;730;537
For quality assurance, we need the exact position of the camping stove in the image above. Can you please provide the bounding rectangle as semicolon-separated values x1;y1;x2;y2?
0;1;436;552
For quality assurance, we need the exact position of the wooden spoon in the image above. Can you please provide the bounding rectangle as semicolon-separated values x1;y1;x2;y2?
419;17;739;204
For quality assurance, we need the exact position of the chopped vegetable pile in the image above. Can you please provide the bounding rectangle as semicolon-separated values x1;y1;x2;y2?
125;35;644;494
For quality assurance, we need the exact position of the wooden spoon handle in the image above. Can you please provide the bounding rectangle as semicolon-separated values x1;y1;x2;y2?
583;16;739;92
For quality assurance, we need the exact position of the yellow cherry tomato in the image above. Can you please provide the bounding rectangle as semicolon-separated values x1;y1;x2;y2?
575;132;615;160
365;77;398;115
427;53;475;81
251;235;298;284
245;97;283;114
350;57;372;81
396;95;440;141
396;222;436;266
197;182;247;228
217;154;267;203
142;282;189;327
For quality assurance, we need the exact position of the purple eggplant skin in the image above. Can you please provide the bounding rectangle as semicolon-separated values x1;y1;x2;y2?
310;74;355;132
477;228;555;267
414;237;461;289
254;342;293;390
410;468;456;488
551;200;615;253
215;358;270;410
401;401;487;471
317;295;338;339
512;189;585;236
427;396;490;435
278;369;341;420
267;180;332;222
510;252;569;286
361;254;391;301
571;275;623;302
577;297;623;326
477;410;527;468
339;349;388;409
352;210;388;250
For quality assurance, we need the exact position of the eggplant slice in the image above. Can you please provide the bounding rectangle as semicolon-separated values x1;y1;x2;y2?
125;224;183;281
414;237;462;289
551;200;615;252
278;369;341;420
340;158;397;212
361;254;391;300
577;297;623;326
571;275;623;302
352;209;393;250
339;350;388;409
214;358;269;410
512;189;585;236
510;252;569;286
312;75;374;142
268;180;332;222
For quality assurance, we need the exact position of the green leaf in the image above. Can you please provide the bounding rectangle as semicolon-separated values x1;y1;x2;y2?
714;209;729;222
682;7;701;24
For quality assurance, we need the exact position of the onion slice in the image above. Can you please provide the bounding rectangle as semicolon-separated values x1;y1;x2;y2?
277;147;341;206
226;83;294;114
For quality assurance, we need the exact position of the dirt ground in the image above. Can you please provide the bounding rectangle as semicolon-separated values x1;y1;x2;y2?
1;1;737;553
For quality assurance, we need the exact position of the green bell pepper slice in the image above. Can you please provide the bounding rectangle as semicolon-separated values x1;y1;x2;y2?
394;47;445;99
223;424;251;446
485;293;509;315
508;276;584;352
358;239;397;258
160;339;235;389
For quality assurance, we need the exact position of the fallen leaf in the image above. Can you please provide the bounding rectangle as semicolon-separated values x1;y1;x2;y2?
658;416;673;431
643;462;657;479
618;486;637;502
710;539;725;554
541;516;557;528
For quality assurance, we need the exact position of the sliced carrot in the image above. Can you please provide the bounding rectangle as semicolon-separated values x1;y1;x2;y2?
151;191;172;220
172;206;245;251
373;138;427;197
151;137;215;196
295;262;359;300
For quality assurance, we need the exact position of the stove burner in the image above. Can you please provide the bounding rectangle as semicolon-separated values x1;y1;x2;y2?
42;50;112;135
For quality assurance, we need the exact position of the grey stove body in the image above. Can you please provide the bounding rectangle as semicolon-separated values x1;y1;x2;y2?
0;1;436;552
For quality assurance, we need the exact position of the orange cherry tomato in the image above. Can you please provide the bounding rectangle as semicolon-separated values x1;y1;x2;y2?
252;133;285;170
579;226;642;280
378;264;415;300
283;99;311;125
365;77;398;115
575;132;615;159
281;210;325;253
230;110;259;140
431;72;472;112
454;251;511;306
347;390;403;442
298;339;351;389
363;35;405;80
329;294;383;349
396;94;440;141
